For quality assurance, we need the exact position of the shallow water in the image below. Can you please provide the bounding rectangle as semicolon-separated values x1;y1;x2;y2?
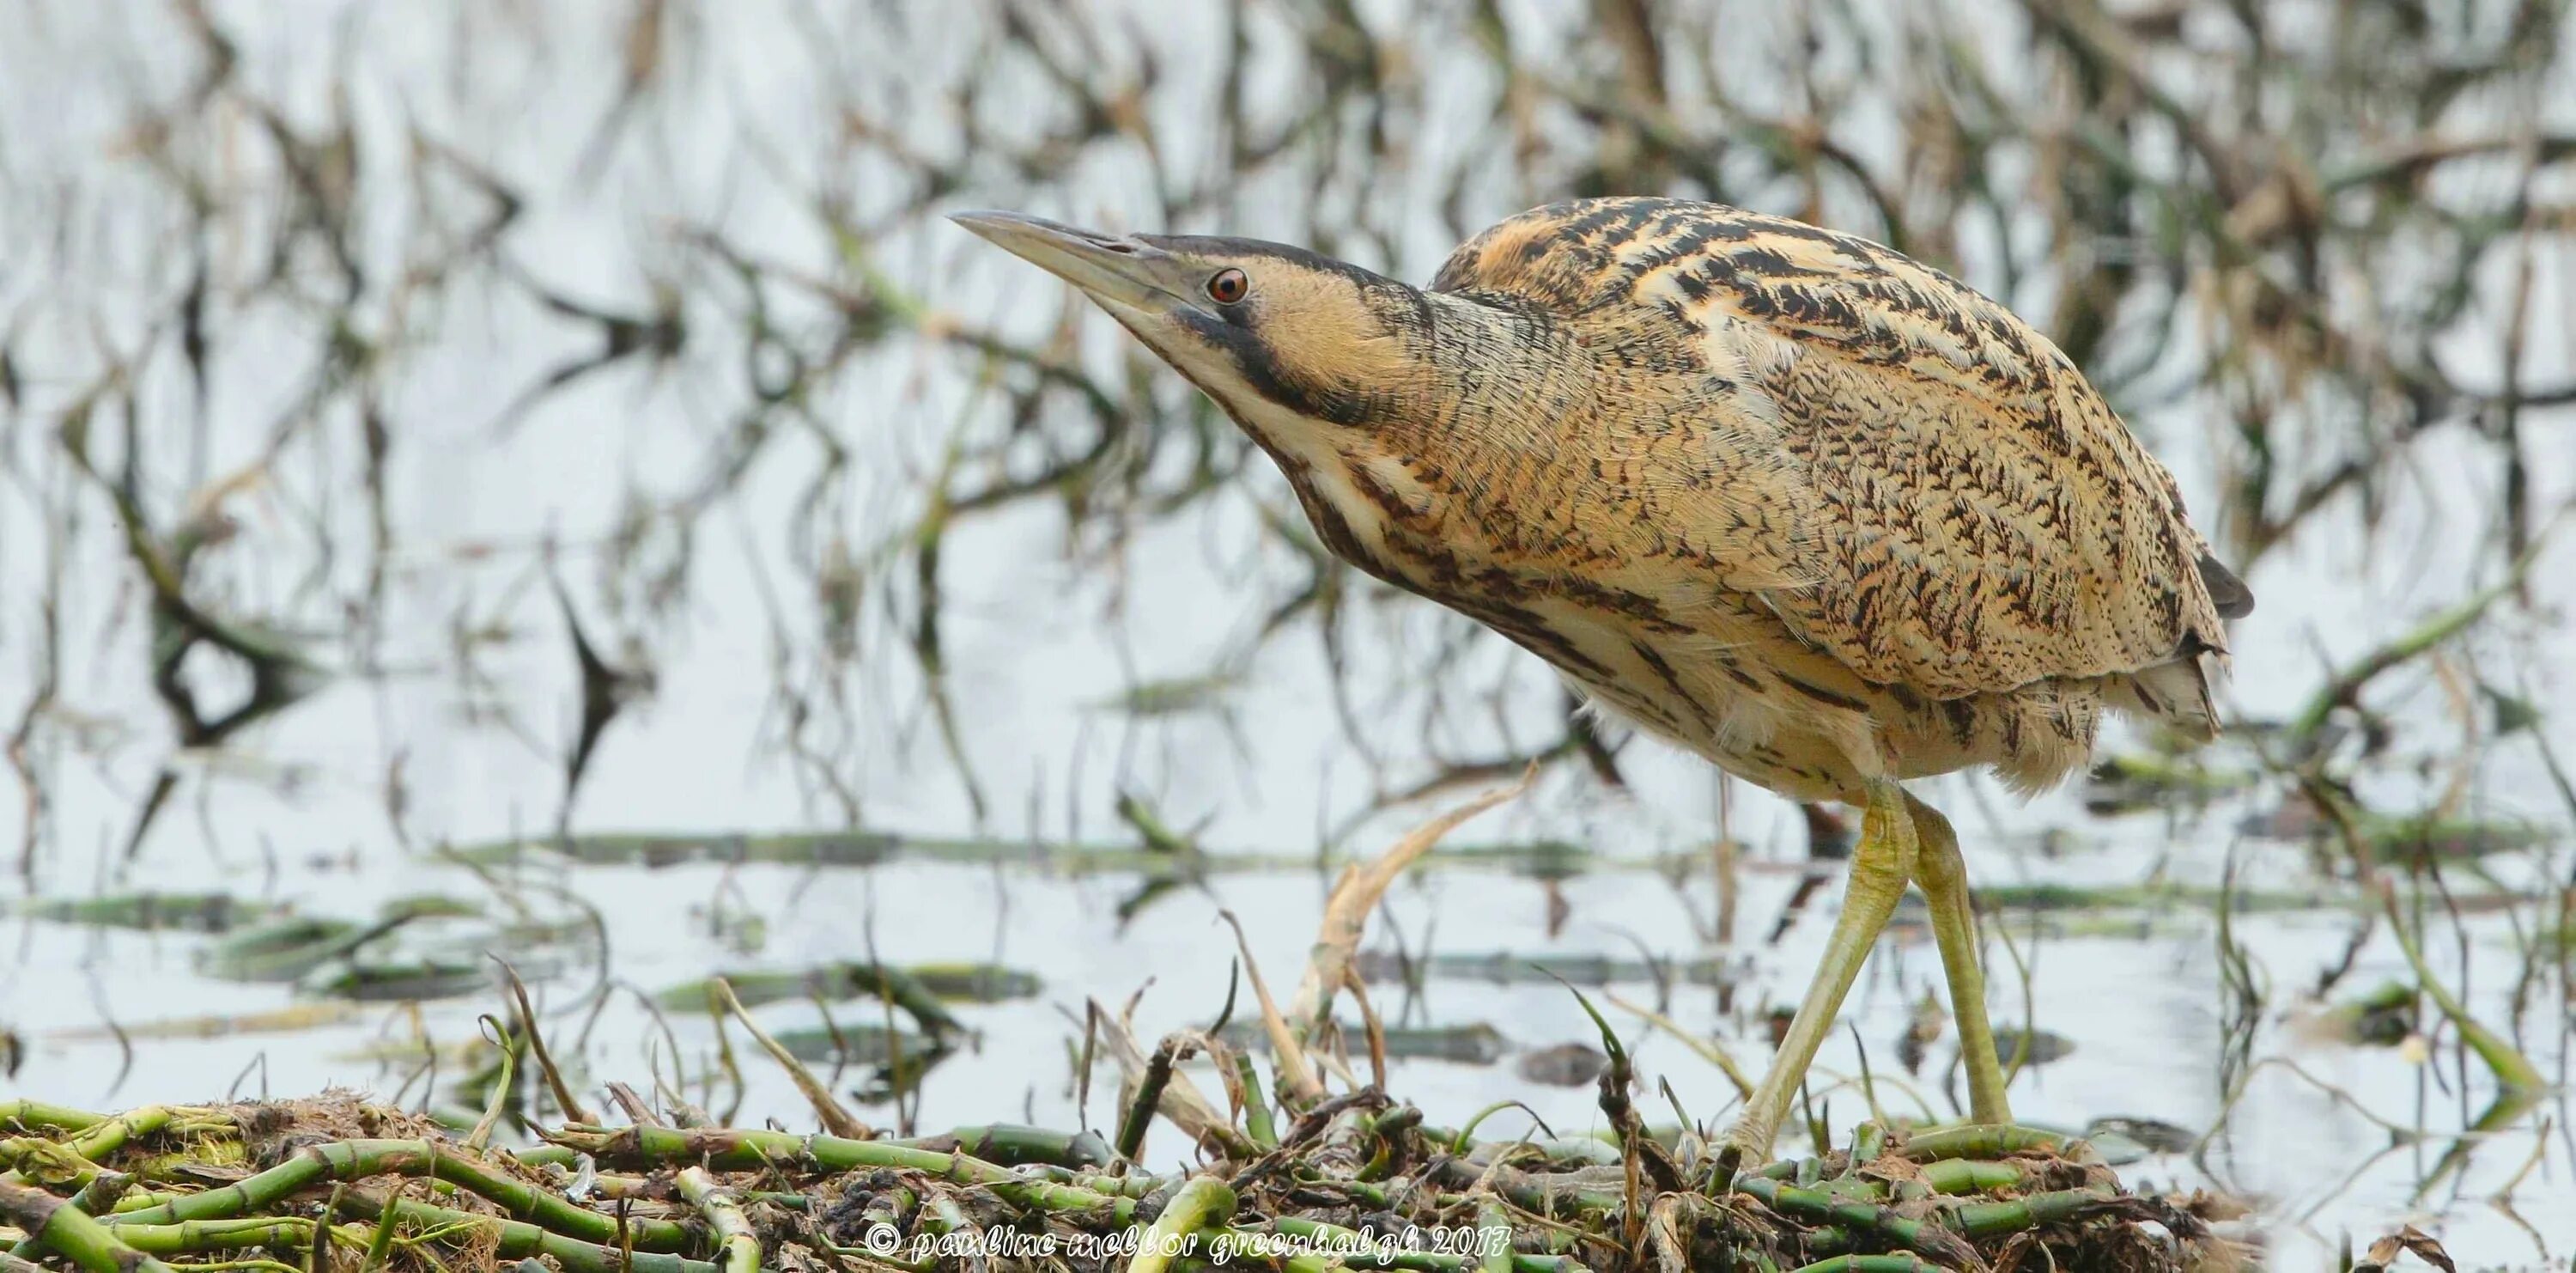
4;2;2575;1269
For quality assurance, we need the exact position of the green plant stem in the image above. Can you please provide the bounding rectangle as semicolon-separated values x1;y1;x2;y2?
896;1124;1113;1169
1786;1257;1946;1272
3;1106;184;1191
1728;1178;1978;1267
1895;1124;2064;1162
549;1124;1140;1218
1478;1199;1515;1273
2379;886;2546;1093
1942;1185;2121;1237
1133;1176;1235;1273
331;1191;719;1273
104;1217;317;1255
1233;1053;1279;1149
0;1179;178;1273
2286;539;2551;746
0;1105;108;1136
9;1172;133;1260
1118;1039;1180;1162
677;1168;760;1273
511;1145;580;1169
107;1139;690;1252
1915;1159;2020;1194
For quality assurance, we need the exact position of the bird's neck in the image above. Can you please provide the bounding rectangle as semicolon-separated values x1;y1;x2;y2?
1255;295;1605;594
1387;295;1607;530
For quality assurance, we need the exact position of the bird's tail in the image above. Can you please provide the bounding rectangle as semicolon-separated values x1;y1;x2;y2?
2104;655;2222;744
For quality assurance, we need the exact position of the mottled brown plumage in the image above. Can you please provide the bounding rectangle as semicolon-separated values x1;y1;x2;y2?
954;195;2253;1158
1374;198;2253;801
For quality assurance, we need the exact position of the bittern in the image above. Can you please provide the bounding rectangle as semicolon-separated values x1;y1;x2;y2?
953;198;2252;1162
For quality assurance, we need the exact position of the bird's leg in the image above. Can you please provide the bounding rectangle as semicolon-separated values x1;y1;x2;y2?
1905;792;2014;1126
1721;777;1917;1166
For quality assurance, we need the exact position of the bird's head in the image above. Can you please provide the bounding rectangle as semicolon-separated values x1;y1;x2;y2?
950;210;1446;438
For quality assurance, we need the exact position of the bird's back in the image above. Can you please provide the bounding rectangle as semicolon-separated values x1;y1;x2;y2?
1425;198;2250;794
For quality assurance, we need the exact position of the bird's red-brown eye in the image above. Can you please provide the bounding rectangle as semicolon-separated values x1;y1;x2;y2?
1206;268;1248;303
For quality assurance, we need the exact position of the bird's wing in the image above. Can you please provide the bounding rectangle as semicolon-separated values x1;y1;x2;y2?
1435;198;2245;700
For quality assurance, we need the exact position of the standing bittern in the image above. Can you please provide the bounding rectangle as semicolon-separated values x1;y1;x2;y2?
954;197;2252;1162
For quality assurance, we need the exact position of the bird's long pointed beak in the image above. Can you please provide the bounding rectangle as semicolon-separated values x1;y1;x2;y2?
949;210;1181;315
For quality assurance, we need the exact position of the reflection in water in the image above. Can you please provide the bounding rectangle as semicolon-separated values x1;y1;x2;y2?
2;1;2572;1264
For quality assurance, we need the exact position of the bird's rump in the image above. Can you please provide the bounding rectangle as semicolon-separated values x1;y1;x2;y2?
1436;197;2245;714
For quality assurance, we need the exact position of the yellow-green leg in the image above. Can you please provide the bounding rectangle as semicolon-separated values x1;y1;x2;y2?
1906;793;2014;1125
1721;777;1917;1164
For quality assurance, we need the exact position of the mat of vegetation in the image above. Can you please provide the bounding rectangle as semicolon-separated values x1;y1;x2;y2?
3;1084;2269;1273
3;792;2320;1273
